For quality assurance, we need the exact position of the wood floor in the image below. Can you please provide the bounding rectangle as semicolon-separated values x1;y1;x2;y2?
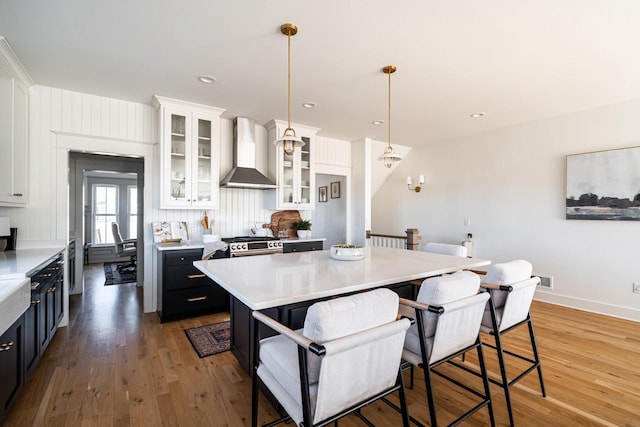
5;264;640;426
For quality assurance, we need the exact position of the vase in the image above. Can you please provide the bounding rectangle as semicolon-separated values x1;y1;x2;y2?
296;230;310;239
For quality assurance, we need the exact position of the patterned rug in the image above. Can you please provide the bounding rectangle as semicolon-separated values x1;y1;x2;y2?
103;262;137;286
184;321;231;358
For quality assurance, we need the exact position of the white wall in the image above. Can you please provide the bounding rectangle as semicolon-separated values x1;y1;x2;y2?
312;174;347;247
373;98;640;321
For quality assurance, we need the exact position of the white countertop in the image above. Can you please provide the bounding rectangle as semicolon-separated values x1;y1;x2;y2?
0;247;65;279
194;246;490;310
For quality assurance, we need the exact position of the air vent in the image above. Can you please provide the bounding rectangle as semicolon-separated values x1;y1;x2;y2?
535;274;553;290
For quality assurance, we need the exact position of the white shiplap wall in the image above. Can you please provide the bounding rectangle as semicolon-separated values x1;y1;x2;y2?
0;86;285;242
0;85;352;315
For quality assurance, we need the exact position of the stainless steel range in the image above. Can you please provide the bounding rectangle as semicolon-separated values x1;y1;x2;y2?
223;236;283;257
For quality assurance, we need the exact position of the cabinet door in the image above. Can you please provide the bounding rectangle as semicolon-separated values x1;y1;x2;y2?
190;114;219;208
0;316;23;423
163;108;191;207
23;299;40;378
0;76;27;206
53;273;64;326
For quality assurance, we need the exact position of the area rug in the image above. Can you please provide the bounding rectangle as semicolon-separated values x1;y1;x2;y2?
103;262;137;286
184;321;231;358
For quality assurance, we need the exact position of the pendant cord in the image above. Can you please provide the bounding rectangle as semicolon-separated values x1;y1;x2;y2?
287;31;291;129
388;70;391;149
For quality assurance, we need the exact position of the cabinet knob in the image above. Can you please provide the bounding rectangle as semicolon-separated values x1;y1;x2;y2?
32;299;41;304
180;257;185;261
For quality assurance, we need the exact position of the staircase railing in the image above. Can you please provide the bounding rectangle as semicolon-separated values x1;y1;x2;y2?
365;228;421;250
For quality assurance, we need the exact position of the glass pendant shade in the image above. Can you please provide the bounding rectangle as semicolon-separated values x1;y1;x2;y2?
274;127;304;155
379;65;403;168
378;145;403;168
273;23;304;155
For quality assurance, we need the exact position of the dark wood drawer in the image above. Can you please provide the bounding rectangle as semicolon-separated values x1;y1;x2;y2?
165;265;211;291
283;240;323;253
164;249;203;267
163;285;228;318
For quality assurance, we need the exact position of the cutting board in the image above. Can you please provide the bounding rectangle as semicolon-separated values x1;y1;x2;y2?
268;210;302;238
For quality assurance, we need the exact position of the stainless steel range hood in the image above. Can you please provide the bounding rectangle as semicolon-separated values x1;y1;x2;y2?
220;117;277;189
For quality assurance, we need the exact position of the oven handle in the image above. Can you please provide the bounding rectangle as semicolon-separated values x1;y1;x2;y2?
230;249;283;257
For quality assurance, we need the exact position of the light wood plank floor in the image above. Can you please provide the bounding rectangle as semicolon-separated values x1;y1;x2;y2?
5;264;640;426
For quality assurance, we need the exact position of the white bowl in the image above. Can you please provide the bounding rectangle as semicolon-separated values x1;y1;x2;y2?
330;245;365;261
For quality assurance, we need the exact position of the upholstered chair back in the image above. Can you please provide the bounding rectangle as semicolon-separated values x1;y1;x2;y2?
424;242;468;257
482;259;539;331
403;271;488;364
302;288;409;423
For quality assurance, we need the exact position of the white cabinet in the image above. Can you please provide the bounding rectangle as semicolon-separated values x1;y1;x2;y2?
0;42;29;207
153;96;225;209
266;120;319;210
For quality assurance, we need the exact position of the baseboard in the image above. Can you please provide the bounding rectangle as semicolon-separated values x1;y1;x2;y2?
534;290;640;323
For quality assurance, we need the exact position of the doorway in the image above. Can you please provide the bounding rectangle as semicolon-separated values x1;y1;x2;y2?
312;174;348;247
68;152;144;295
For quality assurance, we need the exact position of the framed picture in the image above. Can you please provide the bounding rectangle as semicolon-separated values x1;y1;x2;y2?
330;181;341;199
318;186;328;202
566;146;640;220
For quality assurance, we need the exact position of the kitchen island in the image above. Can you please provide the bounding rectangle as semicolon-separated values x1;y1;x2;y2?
194;246;490;373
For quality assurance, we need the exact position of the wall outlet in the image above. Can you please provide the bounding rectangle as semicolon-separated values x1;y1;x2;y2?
633;282;640;294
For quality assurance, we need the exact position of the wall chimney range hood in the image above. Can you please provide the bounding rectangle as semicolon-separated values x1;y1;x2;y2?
220;117;277;189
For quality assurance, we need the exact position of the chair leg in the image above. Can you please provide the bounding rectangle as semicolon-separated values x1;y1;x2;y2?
477;342;496;427
422;364;438;427
397;369;411;427
251;368;259;427
527;316;546;397
492;330;515;427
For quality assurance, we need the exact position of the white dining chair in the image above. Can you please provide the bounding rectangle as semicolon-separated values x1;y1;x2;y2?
424;242;468;257
400;271;495;426
251;288;411;427
478;259;546;426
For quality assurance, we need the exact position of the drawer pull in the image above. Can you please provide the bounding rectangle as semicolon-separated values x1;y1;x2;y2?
187;296;207;302
187;274;206;279
11;193;23;197
48;287;57;292
0;341;15;351
32;299;41;305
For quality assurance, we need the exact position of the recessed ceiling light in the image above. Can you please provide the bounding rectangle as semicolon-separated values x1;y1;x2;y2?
302;102;317;108
198;75;216;84
372;120;384;125
470;112;485;118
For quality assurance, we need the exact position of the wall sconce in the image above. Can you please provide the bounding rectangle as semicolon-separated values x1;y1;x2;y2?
407;175;425;192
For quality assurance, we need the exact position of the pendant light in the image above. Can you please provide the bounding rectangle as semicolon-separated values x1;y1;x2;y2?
378;65;403;168
273;23;304;156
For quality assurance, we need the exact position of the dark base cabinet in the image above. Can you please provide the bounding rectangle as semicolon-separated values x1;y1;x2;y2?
282;240;323;253
0;315;24;425
157;249;229;323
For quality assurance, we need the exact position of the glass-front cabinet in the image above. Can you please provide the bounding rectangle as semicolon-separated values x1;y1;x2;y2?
266;120;319;210
153;96;225;209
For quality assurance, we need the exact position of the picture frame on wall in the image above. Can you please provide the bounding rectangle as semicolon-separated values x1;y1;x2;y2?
331;181;341;199
318;186;328;202
566;146;640;221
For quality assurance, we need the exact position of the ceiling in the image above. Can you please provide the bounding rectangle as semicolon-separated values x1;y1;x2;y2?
2;0;640;148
